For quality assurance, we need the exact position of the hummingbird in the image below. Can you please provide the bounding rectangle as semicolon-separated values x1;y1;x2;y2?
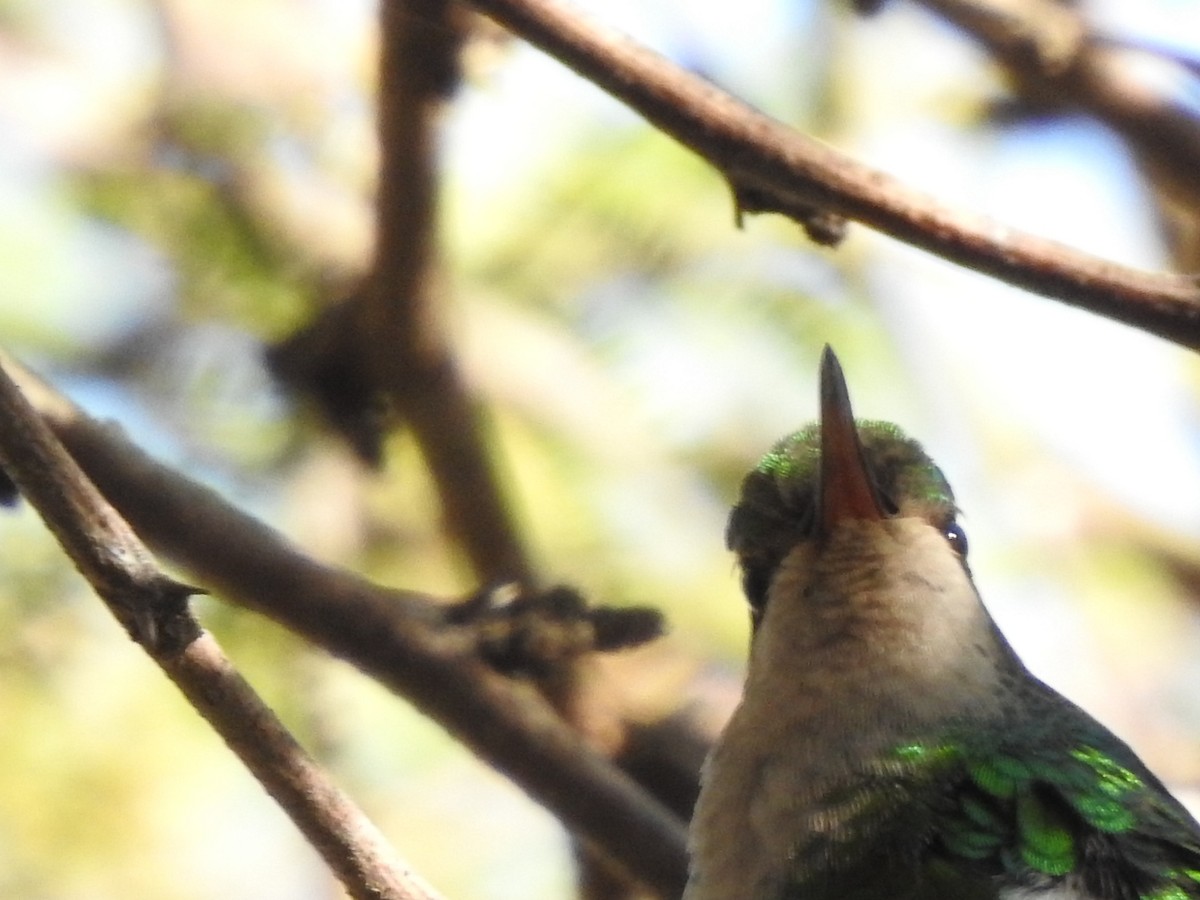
684;346;1200;900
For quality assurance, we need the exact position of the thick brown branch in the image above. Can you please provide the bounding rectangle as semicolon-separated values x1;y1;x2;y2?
0;357;442;900
8;360;690;898
453;0;1200;349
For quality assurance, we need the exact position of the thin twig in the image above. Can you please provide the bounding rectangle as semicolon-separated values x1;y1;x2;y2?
454;0;1200;349
162;637;445;900
0;357;444;900
7;357;691;898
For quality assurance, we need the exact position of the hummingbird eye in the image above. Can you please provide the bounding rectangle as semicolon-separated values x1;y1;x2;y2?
879;491;899;517
944;521;968;558
741;564;771;620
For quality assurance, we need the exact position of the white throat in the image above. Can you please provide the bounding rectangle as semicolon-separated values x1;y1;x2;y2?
685;516;1009;900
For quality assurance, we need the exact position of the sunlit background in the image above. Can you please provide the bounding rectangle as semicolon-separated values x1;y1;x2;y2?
2;0;1200;897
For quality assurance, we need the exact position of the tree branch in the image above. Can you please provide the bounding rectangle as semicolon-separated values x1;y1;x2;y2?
911;0;1200;269
0;356;444;900
451;0;1200;348
370;1;537;587
5;356;690;898
270;2;535;587
297;8;647;895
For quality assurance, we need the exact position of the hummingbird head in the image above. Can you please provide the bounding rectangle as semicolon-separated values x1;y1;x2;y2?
728;346;968;633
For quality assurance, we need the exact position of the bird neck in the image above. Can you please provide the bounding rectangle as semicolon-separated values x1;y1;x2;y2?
746;516;1020;757
687;517;1026;900
691;518;1027;900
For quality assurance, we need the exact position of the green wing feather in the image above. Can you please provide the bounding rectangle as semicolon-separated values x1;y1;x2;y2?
783;688;1200;900
940;687;1200;900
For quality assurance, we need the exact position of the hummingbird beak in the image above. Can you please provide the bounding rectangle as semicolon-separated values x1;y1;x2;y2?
818;347;885;536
